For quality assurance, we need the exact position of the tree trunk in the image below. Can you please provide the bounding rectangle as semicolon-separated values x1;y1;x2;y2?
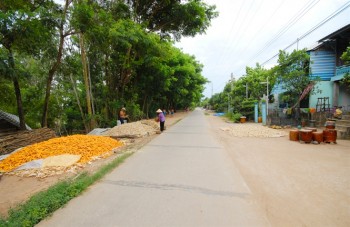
105;58;112;120
69;74;89;132
79;33;94;131
8;50;26;130
142;94;147;114
41;0;70;127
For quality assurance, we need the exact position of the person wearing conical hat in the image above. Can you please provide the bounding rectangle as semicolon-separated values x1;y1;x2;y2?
156;109;166;131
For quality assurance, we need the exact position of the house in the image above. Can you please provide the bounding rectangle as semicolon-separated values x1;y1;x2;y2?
309;24;350;109
0;109;31;136
267;24;350;130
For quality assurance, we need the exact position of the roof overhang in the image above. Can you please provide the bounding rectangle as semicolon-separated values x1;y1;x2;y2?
318;24;350;42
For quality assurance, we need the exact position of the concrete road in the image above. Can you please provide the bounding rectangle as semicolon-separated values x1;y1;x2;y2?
37;109;269;227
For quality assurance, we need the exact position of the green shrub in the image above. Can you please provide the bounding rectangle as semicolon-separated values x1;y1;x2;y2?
240;100;257;120
225;112;242;122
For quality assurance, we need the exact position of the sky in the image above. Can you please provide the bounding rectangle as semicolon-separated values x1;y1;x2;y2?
175;0;350;98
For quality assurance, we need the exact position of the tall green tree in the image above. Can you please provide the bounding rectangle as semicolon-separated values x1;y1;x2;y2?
0;0;56;129
42;0;76;127
276;49;311;108
340;43;350;88
128;0;218;40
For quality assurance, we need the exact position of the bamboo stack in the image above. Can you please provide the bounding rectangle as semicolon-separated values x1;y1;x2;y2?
0;128;56;155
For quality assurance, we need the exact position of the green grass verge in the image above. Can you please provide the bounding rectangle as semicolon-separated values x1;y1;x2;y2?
0;152;133;227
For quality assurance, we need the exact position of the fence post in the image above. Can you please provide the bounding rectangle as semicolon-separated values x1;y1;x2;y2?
254;102;258;123
262;102;267;126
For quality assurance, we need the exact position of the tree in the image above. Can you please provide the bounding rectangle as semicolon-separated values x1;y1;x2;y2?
0;0;215;133
0;0;56;129
340;43;350;88
42;0;76;127
276;49;312;108
127;0;218;40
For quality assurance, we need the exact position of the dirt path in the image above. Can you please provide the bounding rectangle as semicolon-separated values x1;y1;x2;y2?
0;111;188;218
207;114;350;227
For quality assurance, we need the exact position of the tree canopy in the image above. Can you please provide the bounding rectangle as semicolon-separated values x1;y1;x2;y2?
340;43;350;88
0;0;217;132
205;49;315;117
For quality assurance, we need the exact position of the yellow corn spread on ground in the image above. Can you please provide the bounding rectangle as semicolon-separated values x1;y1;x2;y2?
0;135;123;172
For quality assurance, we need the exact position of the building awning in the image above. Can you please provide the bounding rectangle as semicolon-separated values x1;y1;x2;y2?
331;74;345;81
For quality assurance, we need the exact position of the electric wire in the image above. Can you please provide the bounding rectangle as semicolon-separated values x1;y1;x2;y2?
261;0;350;66
215;0;350;95
216;0;318;93
229;0;263;56
239;1;284;55
213;1;246;66
212;0;257;91
250;0;320;63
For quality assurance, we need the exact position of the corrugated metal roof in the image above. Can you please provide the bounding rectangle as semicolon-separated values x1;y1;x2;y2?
0;110;32;130
307;42;323;51
310;50;335;81
318;24;350;42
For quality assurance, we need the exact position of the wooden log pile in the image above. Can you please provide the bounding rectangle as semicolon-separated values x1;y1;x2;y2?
0;128;57;155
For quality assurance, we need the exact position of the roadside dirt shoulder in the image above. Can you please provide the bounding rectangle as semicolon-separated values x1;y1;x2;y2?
207;114;350;227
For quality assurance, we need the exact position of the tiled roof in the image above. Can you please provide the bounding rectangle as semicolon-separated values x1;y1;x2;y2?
0;110;32;130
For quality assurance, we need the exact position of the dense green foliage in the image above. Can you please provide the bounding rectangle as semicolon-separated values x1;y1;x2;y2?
276;49;314;107
206;63;276;117
340;43;350;88
0;0;217;132
0;152;133;227
206;49;315;119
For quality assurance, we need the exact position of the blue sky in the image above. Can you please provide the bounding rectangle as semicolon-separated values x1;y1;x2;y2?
175;0;350;97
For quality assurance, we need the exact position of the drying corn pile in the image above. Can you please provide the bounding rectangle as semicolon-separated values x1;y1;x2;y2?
103;120;159;138
221;123;288;138
0;135;123;173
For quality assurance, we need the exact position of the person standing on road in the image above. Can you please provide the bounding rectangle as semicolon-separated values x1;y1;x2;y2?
156;109;166;131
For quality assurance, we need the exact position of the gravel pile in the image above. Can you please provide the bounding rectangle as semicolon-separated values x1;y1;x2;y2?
103;121;159;138
221;123;288;138
140;119;160;130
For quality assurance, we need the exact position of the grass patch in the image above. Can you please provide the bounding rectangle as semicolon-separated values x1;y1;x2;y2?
0;152;133;227
174;119;182;124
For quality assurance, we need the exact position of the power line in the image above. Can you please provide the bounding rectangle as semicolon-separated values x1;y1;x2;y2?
250;0;320;63
213;1;246;66
239;1;284;55
219;0;318;88
229;0;263;54
261;0;350;66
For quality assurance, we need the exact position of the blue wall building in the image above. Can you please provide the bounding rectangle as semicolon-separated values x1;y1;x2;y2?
308;24;350;110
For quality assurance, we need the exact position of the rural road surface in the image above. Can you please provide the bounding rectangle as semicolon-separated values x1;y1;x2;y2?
37;108;269;227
